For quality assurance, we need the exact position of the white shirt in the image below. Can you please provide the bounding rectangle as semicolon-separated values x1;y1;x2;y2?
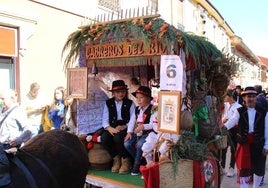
102;99;136;133
0;104;32;144
21;93;46;126
222;101;242;121
224;107;268;149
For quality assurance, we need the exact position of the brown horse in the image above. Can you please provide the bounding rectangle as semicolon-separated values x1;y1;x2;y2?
1;129;89;188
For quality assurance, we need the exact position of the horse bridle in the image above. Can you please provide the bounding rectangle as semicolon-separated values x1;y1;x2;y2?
9;149;59;188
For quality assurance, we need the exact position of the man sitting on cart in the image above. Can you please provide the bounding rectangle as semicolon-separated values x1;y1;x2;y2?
101;80;136;174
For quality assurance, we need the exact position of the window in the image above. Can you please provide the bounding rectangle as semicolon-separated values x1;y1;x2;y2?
98;0;120;12
148;0;158;12
0;58;14;89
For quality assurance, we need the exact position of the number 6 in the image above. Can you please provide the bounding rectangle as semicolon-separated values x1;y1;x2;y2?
166;64;176;78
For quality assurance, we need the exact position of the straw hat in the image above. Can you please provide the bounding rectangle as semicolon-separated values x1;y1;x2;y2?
241;86;257;96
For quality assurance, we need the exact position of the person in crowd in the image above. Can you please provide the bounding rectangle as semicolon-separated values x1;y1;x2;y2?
254;85;268;185
61;97;77;133
48;86;66;129
21;82;46;137
235;85;244;105
254;85;268;111
101;80;136;174
124;86;155;175
0;89;32;150
222;86;268;188
221;89;242;177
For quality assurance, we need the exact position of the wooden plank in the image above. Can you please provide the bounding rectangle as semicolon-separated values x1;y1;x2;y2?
86;174;143;188
111;12;114;20
78;13;161;30
125;9;128;19
78;14;160;29
133;8;136;17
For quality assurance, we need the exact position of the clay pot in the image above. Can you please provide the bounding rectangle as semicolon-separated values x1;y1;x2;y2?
180;110;194;130
88;143;112;170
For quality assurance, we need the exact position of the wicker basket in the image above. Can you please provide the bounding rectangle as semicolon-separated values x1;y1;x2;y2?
159;159;193;188
214;135;227;150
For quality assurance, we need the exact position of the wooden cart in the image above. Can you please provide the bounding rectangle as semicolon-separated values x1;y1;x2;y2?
63;13;236;188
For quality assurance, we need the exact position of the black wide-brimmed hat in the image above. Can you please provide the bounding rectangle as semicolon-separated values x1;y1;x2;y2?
109;80;128;92
236;85;242;90
132;86;153;100
241;86;257;96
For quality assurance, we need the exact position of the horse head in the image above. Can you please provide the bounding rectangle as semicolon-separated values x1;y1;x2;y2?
1;130;89;188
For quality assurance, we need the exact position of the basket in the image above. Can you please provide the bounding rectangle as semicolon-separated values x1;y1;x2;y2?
159;159;193;188
214;135;228;150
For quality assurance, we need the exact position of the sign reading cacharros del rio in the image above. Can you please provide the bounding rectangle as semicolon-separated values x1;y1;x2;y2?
86;40;167;60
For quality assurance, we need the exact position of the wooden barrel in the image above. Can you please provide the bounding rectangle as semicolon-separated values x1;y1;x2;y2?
88;143;112;170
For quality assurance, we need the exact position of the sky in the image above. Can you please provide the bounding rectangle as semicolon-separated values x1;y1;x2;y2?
209;0;268;58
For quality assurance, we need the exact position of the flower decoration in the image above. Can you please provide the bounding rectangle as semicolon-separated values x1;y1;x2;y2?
86;132;101;150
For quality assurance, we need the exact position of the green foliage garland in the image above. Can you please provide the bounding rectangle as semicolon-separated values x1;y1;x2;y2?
62;17;237;109
171;131;209;174
62;17;224;72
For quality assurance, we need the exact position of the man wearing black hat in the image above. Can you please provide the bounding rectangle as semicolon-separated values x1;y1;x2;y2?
222;86;268;188
101;80;136;174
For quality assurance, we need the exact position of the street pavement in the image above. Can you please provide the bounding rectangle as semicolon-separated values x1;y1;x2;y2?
220;147;268;188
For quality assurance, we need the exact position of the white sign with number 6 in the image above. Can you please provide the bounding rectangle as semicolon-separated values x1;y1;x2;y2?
160;55;183;91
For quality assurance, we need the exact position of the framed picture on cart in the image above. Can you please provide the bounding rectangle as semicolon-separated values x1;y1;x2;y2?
158;91;181;134
67;67;88;99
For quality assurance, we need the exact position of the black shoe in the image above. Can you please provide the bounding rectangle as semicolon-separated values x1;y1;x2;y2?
131;164;140;176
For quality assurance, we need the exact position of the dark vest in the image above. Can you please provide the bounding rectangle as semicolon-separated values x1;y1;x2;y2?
237;95;244;105
237;105;266;145
106;98;133;127
135;104;153;124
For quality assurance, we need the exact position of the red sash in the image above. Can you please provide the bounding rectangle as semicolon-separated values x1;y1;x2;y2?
193;153;219;188
235;133;254;170
140;163;160;188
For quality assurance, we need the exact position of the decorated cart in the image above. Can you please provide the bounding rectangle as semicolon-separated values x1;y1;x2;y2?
62;12;236;188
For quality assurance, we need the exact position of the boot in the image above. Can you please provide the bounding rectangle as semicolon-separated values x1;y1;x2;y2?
111;155;121;173
119;157;131;174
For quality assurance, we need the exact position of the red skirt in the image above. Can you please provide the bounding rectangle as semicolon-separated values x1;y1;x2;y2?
235;133;254;178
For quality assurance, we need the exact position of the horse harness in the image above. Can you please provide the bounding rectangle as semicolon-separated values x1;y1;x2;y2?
7;149;59;188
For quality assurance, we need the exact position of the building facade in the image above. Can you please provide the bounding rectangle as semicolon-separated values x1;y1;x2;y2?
0;0;266;102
